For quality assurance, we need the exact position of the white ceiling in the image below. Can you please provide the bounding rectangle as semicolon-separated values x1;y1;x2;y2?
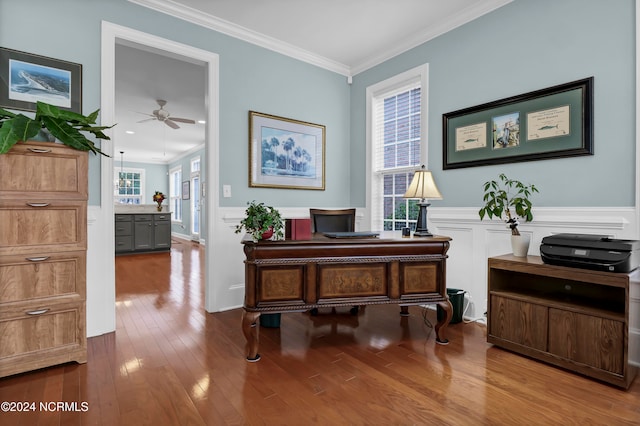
116;0;511;163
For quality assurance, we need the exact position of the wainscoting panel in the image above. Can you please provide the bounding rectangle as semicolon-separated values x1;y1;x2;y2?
430;206;639;366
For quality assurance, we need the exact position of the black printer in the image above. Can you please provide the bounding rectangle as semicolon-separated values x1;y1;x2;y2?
540;233;640;273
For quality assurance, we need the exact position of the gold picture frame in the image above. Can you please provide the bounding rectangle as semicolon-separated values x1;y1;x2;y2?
249;111;325;190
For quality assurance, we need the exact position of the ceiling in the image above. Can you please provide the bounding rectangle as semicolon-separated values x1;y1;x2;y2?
115;0;511;163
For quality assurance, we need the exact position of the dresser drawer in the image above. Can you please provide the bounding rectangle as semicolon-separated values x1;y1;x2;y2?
0;302;86;364
0;141;87;199
0;200;87;255
0;252;85;305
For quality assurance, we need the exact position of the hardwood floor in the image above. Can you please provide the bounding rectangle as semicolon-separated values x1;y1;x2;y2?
1;240;639;425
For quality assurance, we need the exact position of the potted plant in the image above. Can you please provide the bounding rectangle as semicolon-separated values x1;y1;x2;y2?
479;173;539;256
0;101;113;156
235;200;285;241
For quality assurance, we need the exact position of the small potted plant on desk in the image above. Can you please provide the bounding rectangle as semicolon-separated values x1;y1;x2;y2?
235;200;284;241
236;200;285;328
478;173;539;256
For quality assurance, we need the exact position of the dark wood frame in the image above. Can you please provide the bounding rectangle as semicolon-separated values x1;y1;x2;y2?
248;111;325;190
182;181;190;200
0;47;82;113
443;77;593;169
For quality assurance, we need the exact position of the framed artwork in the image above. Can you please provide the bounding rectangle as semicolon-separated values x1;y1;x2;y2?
182;181;190;200
443;77;593;169
249;111;325;190
0;47;82;113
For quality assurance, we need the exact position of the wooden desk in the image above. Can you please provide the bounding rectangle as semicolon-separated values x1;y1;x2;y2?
241;233;453;361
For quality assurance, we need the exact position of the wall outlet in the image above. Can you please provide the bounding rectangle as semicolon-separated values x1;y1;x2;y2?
223;185;231;198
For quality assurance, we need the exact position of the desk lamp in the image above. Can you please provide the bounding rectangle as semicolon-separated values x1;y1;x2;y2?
403;165;442;237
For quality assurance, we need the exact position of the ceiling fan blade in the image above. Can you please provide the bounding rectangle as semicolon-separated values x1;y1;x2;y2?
164;119;180;129
170;117;196;124
136;117;156;123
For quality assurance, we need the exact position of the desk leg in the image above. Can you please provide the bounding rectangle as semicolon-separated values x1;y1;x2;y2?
434;299;452;345
242;311;261;362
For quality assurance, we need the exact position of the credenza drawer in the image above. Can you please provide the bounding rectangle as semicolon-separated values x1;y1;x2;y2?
0;200;87;255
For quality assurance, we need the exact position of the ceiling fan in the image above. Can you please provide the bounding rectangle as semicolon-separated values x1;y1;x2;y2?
137;99;196;129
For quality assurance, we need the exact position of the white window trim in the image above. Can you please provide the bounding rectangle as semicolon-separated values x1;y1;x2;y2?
113;166;146;204
365;64;429;231
169;166;182;223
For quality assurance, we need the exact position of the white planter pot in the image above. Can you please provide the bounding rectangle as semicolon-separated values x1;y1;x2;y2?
511;234;530;257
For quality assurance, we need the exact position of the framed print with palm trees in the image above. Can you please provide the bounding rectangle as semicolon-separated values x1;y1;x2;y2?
249;111;325;190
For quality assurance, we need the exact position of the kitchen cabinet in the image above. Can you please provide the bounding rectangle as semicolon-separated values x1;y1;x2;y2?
115;213;171;254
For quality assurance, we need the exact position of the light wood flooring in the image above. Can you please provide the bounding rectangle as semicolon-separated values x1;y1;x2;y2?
1;240;639;425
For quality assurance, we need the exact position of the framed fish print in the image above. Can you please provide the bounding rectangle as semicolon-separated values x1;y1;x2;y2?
442;77;593;169
249;111;325;190
0;47;82;113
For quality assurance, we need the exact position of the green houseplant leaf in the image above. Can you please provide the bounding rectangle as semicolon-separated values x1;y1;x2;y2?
235;200;285;241
478;173;539;236
0;102;114;156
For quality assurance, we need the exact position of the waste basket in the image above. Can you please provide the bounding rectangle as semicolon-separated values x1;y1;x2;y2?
437;288;465;324
260;313;281;328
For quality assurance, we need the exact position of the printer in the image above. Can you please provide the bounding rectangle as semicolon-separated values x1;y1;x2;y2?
540;233;640;273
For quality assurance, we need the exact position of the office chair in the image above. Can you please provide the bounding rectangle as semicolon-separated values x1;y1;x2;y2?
309;208;356;234
309;208;360;316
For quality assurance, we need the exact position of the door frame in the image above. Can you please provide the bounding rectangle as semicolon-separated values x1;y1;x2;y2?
101;21;220;314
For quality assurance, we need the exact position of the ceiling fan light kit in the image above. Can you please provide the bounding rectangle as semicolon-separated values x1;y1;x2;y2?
137;99;196;129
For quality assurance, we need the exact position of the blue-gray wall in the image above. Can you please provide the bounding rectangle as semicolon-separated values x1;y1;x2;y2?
350;0;635;208
2;0;636;210
1;0;351;208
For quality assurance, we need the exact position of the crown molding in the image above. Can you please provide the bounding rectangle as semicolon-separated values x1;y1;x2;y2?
129;0;511;77
128;0;351;76
350;0;513;75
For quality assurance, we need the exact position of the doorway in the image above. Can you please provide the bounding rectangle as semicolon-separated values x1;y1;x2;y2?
101;22;220;326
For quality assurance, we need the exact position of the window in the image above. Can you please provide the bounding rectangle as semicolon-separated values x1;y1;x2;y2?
169;166;182;222
113;167;145;204
367;64;428;231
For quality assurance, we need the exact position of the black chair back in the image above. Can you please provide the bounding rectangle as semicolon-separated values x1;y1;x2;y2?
309;208;356;233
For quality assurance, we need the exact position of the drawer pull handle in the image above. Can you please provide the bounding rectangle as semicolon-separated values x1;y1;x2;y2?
26;308;50;316
26;202;50;207
26;256;49;262
27;148;52;153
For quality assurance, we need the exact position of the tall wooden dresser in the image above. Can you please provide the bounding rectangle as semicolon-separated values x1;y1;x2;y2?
0;141;88;377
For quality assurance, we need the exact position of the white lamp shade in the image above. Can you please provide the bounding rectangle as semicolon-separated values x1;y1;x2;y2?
403;167;442;200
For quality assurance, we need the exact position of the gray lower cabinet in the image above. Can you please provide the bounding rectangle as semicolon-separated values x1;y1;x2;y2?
115;213;171;254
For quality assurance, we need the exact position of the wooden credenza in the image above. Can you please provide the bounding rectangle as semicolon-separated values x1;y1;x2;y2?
0;141;88;377
241;234;453;361
488;255;638;388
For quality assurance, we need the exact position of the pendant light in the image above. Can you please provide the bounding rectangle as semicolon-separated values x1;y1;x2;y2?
118;151;125;188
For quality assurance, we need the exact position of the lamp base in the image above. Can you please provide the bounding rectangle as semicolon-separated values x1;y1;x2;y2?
412;229;433;237
412;201;433;237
